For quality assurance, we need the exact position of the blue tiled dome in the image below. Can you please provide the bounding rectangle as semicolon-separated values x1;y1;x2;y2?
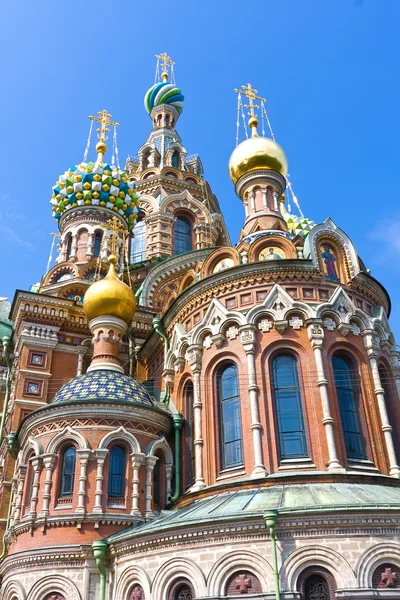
52;370;155;407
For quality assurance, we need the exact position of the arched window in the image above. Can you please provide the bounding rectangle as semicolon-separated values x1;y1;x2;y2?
272;355;308;459
93;231;102;257
142;149;150;169
174;217;192;255
172;151;180;168
129;584;145;599
218;364;243;469
184;381;195;485
65;233;72;259
333;354;366;460
130;217;146;263
168;579;194;600
60;446;76;497
43;594;66;600
24;455;35;511
304;575;330;600
108;446;126;498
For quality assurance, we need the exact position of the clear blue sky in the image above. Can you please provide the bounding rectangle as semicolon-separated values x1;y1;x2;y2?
1;1;400;335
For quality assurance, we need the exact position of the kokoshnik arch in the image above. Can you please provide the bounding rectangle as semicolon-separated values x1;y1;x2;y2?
0;54;400;600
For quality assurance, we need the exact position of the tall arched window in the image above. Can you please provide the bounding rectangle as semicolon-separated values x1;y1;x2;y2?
108;446;126;498
60;446;76;497
174;217;192;255
24;455;35;511
305;575;330;600
168;579;194;600
130;217;146;263
65;233;72;259
333;354;366;460
218;364;243;469
172;151;180;168
184;381;195;485
272;355;308;459
93;231;102;257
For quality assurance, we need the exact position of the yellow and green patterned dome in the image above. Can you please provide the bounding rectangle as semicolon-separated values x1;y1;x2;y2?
50;161;140;231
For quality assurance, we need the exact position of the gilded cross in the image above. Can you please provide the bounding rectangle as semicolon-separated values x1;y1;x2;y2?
103;216;128;255
88;110;120;143
235;83;266;118
156;52;175;81
235;574;252;593
381;567;398;587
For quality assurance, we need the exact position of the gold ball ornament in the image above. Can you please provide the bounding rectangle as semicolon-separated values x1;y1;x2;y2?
96;141;107;155
83;253;136;324
228;135;288;184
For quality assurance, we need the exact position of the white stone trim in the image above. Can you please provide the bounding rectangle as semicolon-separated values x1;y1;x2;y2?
356;542;400;588
46;426;91;454
207;549;273;595
25;573;82;600
151;557;207;599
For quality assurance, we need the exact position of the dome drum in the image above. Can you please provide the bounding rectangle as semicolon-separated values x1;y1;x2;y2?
235;169;287;199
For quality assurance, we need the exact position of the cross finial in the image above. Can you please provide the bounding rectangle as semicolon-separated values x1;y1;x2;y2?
88;110;120;143
234;83;266;136
156;52;175;82
103;216;128;255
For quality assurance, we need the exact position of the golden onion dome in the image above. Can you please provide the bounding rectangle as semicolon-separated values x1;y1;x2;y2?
229;125;288;185
83;254;136;324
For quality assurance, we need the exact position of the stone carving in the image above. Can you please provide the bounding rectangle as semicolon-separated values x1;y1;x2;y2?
235;574;252;593
258;319;273;333
323;318;336;330
226;326;239;340
203;336;213;349
289;317;303;330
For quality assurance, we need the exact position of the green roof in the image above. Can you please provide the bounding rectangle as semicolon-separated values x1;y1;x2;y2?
106;482;400;545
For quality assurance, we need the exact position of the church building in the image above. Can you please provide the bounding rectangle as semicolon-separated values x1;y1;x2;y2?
1;54;400;600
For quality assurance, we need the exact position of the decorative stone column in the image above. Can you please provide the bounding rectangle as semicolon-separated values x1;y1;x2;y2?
13;465;27;524
262;188;267;208
39;453;56;517
70;233;78;261
239;326;267;477
9;477;18;528
93;449;108;514
187;344;206;490
76;449;91;514
165;463;173;502
29;456;43;519
86;232;94;258
307;322;344;472
144;455;158;520
364;332;400;477
131;452;145;517
77;351;85;376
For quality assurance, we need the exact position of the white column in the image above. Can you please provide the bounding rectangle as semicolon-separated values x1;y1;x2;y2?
364;333;400;477
272;190;279;212
86;232;94;258
244;199;249;218
13;465;27;524
70;233;78;261
93;449;108;514
240;326;267;477
77;351;85;376
307;323;345;473
39;454;56;517
165;464;173;503
249;191;256;212
9;478;18;528
131;452;145;517
75;449;91;514
29;456;43;519
262;188;268;208
187;345;206;490
144;455;158;520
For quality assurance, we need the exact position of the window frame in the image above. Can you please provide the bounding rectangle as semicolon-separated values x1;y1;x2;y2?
173;216;192;256
332;353;367;461
216;362;244;470
59;445;76;498
271;353;309;461
107;445;126;500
